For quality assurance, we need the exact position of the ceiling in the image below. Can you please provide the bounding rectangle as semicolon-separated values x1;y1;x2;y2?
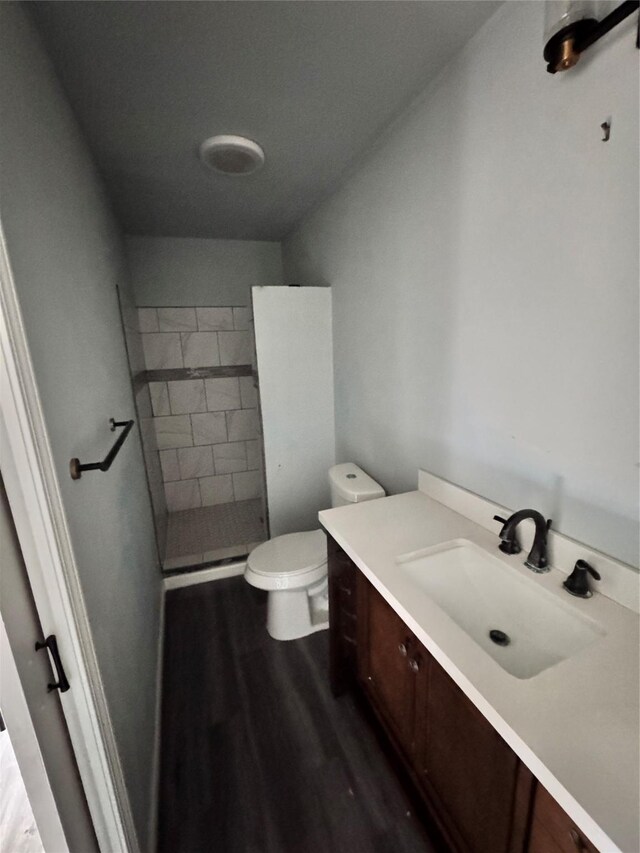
32;1;500;241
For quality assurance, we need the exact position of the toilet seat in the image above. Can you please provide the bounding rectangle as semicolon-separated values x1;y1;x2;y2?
245;530;327;591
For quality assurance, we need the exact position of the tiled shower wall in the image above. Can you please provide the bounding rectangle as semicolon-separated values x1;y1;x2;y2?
138;306;264;513
116;285;168;557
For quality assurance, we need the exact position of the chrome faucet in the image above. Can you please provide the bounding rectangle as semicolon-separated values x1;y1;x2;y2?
493;509;552;573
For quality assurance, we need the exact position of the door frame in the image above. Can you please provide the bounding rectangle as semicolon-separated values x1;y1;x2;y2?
0;224;139;851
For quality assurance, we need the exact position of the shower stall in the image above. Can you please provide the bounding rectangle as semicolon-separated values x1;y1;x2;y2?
119;291;268;572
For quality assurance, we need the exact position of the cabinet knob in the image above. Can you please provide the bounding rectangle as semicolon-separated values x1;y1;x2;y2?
408;658;420;673
569;829;586;850
398;642;408;657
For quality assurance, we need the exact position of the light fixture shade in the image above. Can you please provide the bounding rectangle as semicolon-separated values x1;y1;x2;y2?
543;0;598;72
199;135;265;176
543;0;597;42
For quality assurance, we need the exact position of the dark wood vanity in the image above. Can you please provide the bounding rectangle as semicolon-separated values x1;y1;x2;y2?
327;535;601;853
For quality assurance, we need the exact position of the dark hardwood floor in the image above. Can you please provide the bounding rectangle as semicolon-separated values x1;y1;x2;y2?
158;577;438;853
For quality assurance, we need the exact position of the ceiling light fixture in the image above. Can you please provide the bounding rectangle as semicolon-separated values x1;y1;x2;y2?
199;135;265;176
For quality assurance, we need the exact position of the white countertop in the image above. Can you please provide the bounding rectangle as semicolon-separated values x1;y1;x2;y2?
319;488;640;853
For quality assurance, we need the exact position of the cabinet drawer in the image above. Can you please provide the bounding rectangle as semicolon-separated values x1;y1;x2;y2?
327;535;353;565
327;535;359;695
332;547;356;570
336;571;356;610
332;560;356;587
528;785;599;853
337;602;357;629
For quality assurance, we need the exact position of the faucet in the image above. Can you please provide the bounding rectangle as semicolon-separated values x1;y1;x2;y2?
493;509;552;573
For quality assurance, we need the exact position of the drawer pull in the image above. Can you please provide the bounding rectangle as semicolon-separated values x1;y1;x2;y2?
408;658;421;673
338;585;352;596
398;642;408;657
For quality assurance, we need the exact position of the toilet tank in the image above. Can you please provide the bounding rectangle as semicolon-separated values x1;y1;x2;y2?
329;463;386;508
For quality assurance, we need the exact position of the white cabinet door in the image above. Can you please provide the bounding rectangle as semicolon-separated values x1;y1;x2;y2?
253;286;335;537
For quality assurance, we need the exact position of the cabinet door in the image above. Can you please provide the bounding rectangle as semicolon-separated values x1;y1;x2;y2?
358;577;422;755
421;660;529;853
527;784;599;853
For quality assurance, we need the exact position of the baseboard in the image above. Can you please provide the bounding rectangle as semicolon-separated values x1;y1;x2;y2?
147;585;165;853
162;560;247;591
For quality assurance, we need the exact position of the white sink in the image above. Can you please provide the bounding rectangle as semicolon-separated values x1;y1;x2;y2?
397;539;605;679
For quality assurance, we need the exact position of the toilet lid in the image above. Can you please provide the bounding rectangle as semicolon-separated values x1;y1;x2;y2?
247;530;327;577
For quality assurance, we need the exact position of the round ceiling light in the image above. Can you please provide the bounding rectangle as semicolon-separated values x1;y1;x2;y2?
199;135;265;176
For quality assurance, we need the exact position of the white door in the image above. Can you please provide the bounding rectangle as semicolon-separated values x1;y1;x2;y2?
252;286;336;537
0;475;98;852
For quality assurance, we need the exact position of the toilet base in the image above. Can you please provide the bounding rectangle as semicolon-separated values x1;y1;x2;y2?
266;584;329;641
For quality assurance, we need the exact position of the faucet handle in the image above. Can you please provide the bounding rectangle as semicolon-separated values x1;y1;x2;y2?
563;559;601;598
575;559;601;580
493;515;522;555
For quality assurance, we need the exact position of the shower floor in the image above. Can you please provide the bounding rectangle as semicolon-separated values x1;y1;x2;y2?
163;498;267;571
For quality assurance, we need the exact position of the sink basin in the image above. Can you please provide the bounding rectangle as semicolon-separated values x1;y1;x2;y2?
397;539;605;679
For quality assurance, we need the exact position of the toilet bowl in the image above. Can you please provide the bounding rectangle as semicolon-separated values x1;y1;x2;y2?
244;463;385;640
244;530;328;641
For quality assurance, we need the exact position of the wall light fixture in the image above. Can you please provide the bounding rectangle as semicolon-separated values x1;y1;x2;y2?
543;0;639;73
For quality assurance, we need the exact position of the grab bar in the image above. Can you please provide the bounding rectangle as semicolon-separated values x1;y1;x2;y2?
70;418;134;480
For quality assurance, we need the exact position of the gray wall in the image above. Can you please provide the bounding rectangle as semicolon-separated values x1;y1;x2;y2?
0;5;162;849
284;1;639;567
126;236;283;307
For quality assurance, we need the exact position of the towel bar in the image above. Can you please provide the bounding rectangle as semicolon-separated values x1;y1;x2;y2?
70;418;134;480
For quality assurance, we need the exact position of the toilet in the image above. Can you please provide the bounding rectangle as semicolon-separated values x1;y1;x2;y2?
244;463;385;640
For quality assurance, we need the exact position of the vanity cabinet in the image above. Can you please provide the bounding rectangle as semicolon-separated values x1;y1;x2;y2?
326;536;601;853
356;570;531;853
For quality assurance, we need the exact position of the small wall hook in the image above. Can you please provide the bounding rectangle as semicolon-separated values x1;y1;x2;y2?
600;120;611;142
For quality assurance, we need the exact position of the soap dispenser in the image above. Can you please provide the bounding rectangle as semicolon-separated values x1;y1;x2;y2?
563;560;601;598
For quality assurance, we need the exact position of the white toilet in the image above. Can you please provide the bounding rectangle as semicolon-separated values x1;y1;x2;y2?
244;463;385;640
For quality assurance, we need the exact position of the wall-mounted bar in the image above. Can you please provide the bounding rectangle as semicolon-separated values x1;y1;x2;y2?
70;418;134;480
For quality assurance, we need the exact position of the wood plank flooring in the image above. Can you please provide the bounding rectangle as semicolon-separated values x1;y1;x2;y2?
158;577;438;853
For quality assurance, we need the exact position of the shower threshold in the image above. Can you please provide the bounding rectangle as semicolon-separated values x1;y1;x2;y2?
162;498;267;572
